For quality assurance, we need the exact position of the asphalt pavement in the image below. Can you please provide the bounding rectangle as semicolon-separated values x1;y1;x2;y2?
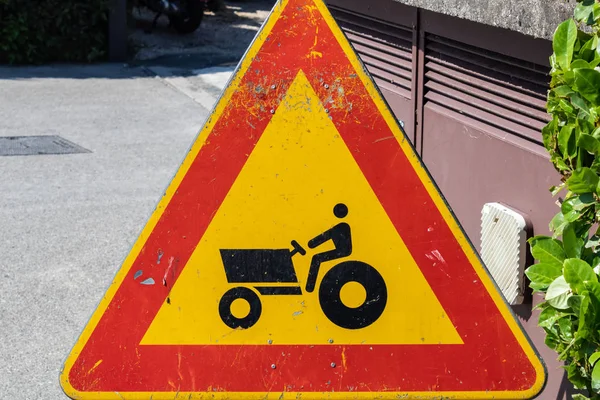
0;63;234;399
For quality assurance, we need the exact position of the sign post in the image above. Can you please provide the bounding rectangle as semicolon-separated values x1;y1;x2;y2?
61;0;546;398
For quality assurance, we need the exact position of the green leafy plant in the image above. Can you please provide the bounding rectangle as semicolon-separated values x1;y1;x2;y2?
0;0;109;64
526;1;600;398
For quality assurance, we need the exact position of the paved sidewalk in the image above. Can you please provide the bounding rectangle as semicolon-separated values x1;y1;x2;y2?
0;63;232;399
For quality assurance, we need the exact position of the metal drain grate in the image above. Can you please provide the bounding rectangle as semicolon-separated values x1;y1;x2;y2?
0;136;90;156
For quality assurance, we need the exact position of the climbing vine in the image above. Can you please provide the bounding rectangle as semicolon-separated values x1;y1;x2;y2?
525;1;600;398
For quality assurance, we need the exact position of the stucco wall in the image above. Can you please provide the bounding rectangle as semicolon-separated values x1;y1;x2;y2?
394;0;576;40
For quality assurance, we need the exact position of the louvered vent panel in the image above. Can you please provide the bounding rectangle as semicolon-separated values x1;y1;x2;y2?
424;34;550;145
329;6;413;99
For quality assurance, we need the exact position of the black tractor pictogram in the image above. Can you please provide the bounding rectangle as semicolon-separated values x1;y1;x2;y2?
218;203;387;330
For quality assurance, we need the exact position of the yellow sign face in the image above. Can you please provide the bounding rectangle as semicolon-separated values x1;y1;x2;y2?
60;0;546;398
142;71;462;346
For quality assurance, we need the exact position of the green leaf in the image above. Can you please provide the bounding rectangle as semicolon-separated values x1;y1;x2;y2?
566;167;599;194
571;395;590;400
550;51;559;69
554;85;575;97
593;257;600;273
592;34;598;49
557;316;574;340
559;125;576;158
530;281;550;292
550;211;569;237
591;157;600;174
586;280;600;303
580;34;598;60
571;92;591;116
554;19;578;70
551;183;566;196
544;324;560;350
593;361;600;392
578;293;591;338
594;207;600;224
574;68;600;104
576;4;594;22
578;109;591;120
572;59;593;69
549;96;561;113
587;235;600;251
564;69;577;86
578;133;600;153
526;263;563;290
554;156;571;172
564;224;585;258
538;306;566;328
590;352;600;366
568;361;590;391
564;258;597;292
530;236;566;268
563;193;596;212
543;117;559;150
563;209;580;223
559;98;576;114
583;118;598;134
568;294;583;314
546;275;572;309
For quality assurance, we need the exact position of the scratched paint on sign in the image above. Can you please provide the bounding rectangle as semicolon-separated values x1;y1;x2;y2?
142;71;462;345
60;0;546;398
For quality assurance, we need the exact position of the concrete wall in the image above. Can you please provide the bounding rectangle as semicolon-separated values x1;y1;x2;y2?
394;0;576;40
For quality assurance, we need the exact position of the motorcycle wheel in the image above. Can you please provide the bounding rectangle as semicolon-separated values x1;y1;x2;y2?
169;0;204;34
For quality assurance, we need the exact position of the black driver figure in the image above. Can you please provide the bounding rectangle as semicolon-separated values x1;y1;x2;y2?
305;203;352;292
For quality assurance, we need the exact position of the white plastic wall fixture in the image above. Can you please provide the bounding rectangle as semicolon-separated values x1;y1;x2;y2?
480;203;528;305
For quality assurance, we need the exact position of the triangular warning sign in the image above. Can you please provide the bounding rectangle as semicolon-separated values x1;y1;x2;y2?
61;0;546;398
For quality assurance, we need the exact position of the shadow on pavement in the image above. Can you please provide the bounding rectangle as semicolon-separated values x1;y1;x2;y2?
0;64;152;80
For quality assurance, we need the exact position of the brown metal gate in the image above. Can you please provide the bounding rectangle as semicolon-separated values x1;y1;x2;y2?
327;1;571;398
